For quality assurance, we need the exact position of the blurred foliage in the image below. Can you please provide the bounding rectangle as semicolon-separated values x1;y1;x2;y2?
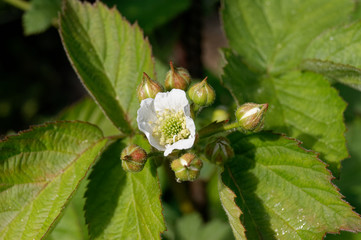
23;0;61;35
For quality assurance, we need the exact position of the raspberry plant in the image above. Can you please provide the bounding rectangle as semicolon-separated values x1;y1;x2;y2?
1;0;361;239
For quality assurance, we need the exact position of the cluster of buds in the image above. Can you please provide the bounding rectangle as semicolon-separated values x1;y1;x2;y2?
170;153;203;182
136;62;216;111
121;144;147;172
134;61;269;183
235;103;268;132
205;137;234;165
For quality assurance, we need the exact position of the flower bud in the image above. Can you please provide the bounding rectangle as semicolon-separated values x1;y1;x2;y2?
121;144;147;172
235;103;268;132
205;137;234;165
170;153;202;182
164;61;191;91
188;77;215;107
137;72;163;101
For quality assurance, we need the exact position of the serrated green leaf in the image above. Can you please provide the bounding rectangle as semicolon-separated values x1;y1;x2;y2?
302;21;361;91
222;51;348;175
85;138;165;240
218;171;246;240
221;0;353;74
60;0;155;134
221;132;361;240
0;121;108;240
58;97;119;137
23;0;61;35
325;118;361;239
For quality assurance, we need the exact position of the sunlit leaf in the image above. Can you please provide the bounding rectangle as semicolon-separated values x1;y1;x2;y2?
0;121;108;240
222;51;348;175
222;0;353;74
302;21;361;91
221;132;361;239
60;0;155;134
85;138;165;239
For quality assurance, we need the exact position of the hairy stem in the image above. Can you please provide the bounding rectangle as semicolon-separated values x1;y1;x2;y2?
198;121;240;139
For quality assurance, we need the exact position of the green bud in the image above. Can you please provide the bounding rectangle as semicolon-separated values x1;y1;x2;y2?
165;61;191;91
170;153;202;182
235;103;268;132
137;72;163;101
188;77;215;107
205;137;234;165
121;144;147;172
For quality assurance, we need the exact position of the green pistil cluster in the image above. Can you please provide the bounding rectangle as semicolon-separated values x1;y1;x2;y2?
153;109;190;145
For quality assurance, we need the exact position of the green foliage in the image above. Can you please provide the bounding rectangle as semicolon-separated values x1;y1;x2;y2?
325;117;361;239
175;213;232;240
302;21;361;91
2;0;361;239
23;0;61;35
221;132;361;239
103;0;191;33
46;179;89;240
0;121;108;239
84;138;165;240
222;51;348;175
221;0;353;74
60;0;155;134
57;97;119;137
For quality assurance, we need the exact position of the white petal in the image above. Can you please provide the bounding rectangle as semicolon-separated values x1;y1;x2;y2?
154;89;189;112
137;98;165;151
164;136;195;156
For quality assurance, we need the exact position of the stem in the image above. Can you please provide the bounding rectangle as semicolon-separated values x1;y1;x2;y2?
198;121;240;139
3;0;30;11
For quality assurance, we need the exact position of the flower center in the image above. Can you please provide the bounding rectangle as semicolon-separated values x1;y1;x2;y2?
152;109;190;145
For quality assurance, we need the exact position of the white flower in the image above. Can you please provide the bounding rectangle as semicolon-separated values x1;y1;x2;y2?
137;89;196;156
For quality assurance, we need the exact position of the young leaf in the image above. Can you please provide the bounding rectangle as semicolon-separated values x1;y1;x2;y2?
58;97;119;137
221;131;361;239
85;138;165;239
222;51;348;175
302;21;361;91
23;0;61;35
218;171;246;240
60;0;155;134
0;121;108;240
221;0;353;74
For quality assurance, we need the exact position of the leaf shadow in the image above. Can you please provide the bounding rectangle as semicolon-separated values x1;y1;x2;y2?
222;132;277;239
84;139;127;239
